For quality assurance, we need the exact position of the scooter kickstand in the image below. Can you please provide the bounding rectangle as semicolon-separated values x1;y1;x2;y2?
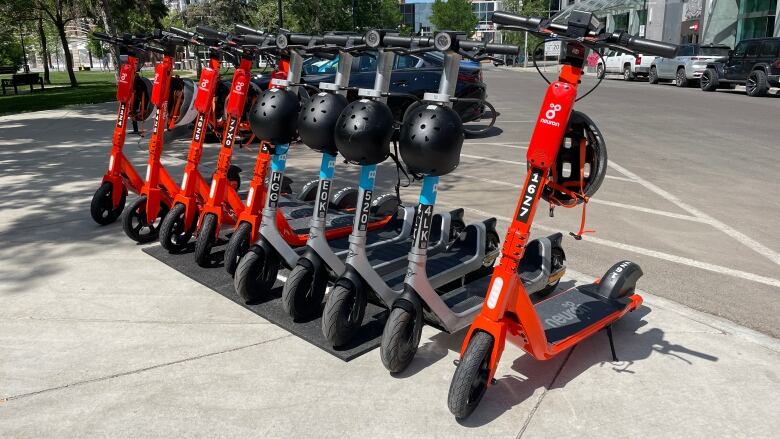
605;325;618;362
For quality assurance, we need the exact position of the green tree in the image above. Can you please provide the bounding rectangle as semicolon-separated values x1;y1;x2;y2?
430;0;478;37
353;0;402;31
501;0;547;63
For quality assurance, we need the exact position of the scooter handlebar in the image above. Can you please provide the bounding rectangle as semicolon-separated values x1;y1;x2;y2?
491;11;543;30
195;25;228;41
168;27;195;40
608;33;678;58
234;24;264;36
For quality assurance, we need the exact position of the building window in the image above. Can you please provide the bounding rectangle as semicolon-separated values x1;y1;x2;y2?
400;4;416;30
737;0;777;41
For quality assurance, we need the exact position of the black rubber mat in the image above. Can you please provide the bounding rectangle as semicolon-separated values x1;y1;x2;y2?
143;244;389;361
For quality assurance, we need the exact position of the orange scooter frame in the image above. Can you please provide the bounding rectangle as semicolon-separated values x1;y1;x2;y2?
192;55;256;265
121;44;183;243
90;53;146;225
459;48;641;387
158;53;225;252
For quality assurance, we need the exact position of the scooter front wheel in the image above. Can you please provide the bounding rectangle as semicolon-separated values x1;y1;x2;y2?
90;182;126;225
122;196;167;243
380;302;423;373
194;213;217;267
321;283;366;346
233;244;280;303
159;203;194;253
282;263;328;321
447;331;493;419
224;222;252;276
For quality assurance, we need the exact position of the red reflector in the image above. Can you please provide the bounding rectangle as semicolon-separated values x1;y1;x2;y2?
773;60;780;69
458;72;478;83
635;56;642;65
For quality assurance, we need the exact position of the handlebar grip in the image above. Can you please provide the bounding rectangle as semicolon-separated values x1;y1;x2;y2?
143;44;166;55
491;11;543;30
234;33;266;45
289;34;323;46
168;27;195;40
323;34;352;46
235;24;263;36
622;34;678;58
382;35;414;48
458;40;519;55
92;32;112;42
196;25;228;40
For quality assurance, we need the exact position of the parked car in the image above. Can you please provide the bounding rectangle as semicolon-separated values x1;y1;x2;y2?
700;37;780;97
596;49;656;80
649;44;731;87
254;51;487;123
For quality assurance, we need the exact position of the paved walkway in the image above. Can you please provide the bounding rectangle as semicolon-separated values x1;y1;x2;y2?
0;105;778;438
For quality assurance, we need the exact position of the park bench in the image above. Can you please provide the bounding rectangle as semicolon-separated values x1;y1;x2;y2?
1;72;45;96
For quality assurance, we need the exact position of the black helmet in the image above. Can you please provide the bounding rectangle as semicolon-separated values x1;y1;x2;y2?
334;99;394;165
249;88;300;144
399;104;463;176
298;92;348;155
541;110;608;207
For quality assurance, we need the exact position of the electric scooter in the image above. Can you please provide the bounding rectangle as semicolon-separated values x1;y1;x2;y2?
447;10;678;419
157;27;240;252
118;31;196;243
280;32;464;321
89;32;154;225
317;32;519;366
187;25;275;266
232;32;398;304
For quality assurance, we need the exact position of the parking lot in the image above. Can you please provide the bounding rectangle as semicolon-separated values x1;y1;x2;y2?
1;68;779;437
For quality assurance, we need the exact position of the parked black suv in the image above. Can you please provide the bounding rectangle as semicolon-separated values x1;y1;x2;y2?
700;37;780;97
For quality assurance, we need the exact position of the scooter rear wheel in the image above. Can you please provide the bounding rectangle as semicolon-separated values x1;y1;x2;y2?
282;263;328;320
448;331;493;419
321;284;366;346
159;203;194;253
194;213;218;267
380;302;423;373
234;244;280;303
90;182;126;225
224;222;251;276
122;196;168;243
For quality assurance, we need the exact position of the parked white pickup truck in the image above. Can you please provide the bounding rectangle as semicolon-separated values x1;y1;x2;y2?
596;49;656;80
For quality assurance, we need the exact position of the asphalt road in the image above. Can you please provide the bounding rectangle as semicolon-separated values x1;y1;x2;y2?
450;68;780;337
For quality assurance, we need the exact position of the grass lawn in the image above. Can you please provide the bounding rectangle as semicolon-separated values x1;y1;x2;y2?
0;69;196;116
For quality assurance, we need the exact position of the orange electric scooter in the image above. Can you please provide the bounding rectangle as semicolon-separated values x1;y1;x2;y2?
120;31;191;243
189;25;285;267
447;11;678;419
156;27;242;252
89;32;154;225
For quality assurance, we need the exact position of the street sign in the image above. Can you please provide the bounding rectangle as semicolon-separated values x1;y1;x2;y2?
544;40;561;57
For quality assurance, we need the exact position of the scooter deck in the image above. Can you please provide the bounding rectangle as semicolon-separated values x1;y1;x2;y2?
292;211;406;256
277;199;357;234
534;284;626;344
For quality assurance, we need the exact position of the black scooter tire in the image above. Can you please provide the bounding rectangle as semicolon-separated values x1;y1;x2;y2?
447;331;493;419
122;196;167;243
194;213;217;267
321;284;366;346
281;263;327;320
159;203;194;253
90;182;126;225
380;303;423;373
224;222;252;276
234;244;279;303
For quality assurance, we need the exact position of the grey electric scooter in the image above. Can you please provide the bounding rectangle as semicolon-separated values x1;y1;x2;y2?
281;33;466;320
232;32;401;304
316;31;490;348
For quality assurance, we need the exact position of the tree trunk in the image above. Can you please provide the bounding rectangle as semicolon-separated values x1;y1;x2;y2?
37;16;51;84
96;0;120;71
55;18;77;87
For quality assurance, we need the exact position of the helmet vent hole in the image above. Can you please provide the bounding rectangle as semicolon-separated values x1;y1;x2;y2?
434;126;440;131
351;114;356;119
425;136;429;142
313;117;317;123
562;162;572;178
421;124;426;129
361;106;366;110
411;134;416;139
431;114;437;119
310;108;315;112
261;102;266;106
263;112;267;116
353;124;358;130
271;105;277;109
321;109;326;113
320;99;325;104
362;117;368;121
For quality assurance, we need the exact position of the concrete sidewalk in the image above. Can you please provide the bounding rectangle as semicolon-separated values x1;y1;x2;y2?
0;105;778;438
